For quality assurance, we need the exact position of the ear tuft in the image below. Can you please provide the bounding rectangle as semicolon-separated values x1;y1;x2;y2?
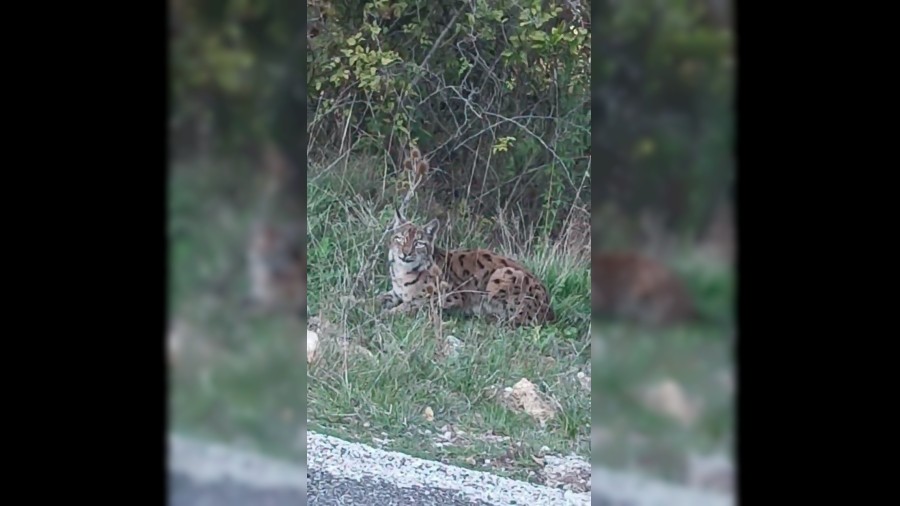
391;207;405;228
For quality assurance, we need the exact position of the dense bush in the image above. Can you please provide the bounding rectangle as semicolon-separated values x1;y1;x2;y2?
169;0;733;239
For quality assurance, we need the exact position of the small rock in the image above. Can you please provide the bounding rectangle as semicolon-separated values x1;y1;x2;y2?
306;329;320;364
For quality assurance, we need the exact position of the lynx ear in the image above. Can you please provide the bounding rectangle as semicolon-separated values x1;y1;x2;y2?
392;206;406;228
423;218;440;239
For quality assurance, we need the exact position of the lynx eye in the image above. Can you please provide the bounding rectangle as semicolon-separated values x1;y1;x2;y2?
394;237;404;244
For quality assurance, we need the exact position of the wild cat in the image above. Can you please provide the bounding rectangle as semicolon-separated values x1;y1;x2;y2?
378;209;555;327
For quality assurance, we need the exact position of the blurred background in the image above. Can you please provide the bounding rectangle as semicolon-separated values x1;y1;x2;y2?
589;0;734;496
167;0;306;470
168;0;734;499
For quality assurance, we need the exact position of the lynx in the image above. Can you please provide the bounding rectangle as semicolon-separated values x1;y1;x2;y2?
378;210;555;327
591;251;698;326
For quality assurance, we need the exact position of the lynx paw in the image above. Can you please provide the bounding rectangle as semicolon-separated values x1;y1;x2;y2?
387;302;415;315
378;292;401;311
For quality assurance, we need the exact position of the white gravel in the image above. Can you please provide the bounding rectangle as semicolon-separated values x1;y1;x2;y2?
308;430;588;505
308;430;733;506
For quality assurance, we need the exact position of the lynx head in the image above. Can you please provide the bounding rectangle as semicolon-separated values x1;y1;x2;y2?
388;208;439;267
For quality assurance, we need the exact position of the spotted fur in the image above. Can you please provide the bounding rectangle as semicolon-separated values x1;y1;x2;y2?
378;210;555;327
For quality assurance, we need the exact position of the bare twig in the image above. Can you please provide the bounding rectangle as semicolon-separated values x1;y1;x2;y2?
407;7;464;91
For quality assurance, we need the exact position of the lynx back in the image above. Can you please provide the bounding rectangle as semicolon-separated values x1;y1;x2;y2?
434;244;555;327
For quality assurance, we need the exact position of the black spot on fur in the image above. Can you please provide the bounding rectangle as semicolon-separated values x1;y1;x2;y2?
404;271;426;286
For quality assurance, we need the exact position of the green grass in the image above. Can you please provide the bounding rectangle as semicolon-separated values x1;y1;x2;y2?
306;156;733;487
306;158;592;482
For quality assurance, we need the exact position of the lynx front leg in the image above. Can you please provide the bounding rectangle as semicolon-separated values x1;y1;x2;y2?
378;291;402;311
441;280;474;312
387;300;422;315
